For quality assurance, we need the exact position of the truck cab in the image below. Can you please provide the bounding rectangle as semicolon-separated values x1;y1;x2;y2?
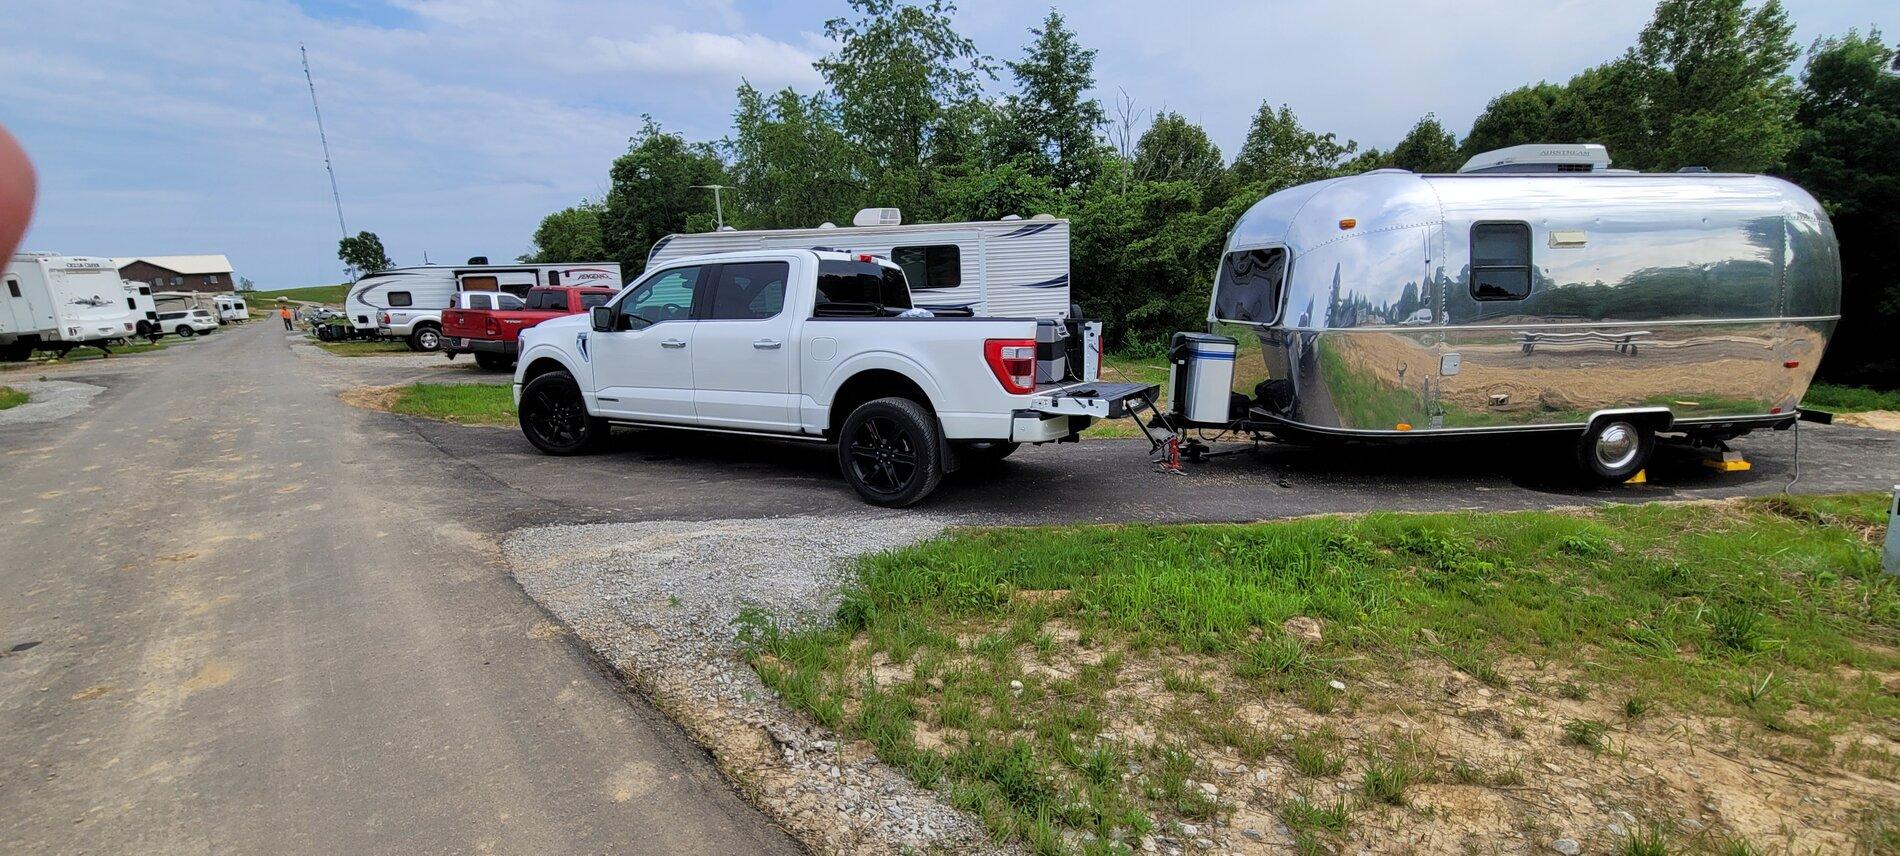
442;285;615;370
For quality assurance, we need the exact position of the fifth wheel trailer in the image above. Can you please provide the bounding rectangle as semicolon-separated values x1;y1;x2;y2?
2;253;140;360
1183;145;1839;482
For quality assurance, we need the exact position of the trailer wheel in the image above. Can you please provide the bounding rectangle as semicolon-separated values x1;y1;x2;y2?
408;325;441;351
1574;419;1655;484
839;397;943;507
519;370;607;455
474;352;513;371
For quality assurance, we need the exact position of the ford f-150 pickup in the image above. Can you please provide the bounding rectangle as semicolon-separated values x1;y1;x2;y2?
443;285;616;370
512;249;1153;506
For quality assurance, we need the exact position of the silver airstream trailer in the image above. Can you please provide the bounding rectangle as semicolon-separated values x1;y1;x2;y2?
1195;144;1841;481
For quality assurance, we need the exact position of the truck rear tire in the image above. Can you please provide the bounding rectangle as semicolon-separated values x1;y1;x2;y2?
838;396;944;507
519;370;608;455
474;352;513;371
1574;418;1655;485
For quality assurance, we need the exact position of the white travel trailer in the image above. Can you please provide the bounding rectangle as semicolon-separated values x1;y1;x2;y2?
646;209;1073;319
2;254;140;360
344;259;622;350
213;294;247;324
122;280;160;339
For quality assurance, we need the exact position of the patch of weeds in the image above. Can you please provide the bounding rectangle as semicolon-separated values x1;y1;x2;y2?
1623;697;1651;719
1280;791;1351;834
1162;670;1213;697
1078;746;1121;788
1557;681;1591;701
1707;603;1767;653
1235;633;1311;681
1360;757;1413;805
1449;758;1485;785
1445;645;1507;687
1713;837;1762;856
1290;728;1345;777
1558;533;1609;558
1615;823;1671;856
1735;672;1781;709
1562;718;1609;752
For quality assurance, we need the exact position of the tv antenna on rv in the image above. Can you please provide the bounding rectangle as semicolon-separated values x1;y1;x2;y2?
691;184;733;230
301;44;351;272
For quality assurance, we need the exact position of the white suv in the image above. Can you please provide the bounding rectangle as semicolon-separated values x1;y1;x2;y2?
158;309;219;337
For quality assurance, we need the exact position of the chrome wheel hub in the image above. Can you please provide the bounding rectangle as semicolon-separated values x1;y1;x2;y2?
1595;423;1639;470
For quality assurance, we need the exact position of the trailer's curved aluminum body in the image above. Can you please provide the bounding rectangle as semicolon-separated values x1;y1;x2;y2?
1208;169;1841;438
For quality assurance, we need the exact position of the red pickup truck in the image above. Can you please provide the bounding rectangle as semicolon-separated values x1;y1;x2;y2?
442;285;617;370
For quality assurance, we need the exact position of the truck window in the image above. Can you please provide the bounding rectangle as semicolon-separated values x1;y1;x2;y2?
578;292;612;310
617;266;700;328
497;293;525;310
891;245;961;291
1470;222;1532;300
815;260;911;315
466;293;492;310
1212;248;1287;324
706;262;789;321
388;291;413;307
526;290;566;311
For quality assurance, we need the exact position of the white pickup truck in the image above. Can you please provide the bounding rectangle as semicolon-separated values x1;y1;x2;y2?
512;249;1153;506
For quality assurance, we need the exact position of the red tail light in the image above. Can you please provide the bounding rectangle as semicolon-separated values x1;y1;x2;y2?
484;317;500;336
984;338;1037;394
378;312;390;325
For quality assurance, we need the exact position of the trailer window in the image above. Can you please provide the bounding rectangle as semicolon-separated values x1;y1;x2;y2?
816;260;912;315
1212;248;1287;324
461;275;498;291
706;262;788;320
388;291;413;307
1470;222;1532;300
6;280;17;298
892;245;961;291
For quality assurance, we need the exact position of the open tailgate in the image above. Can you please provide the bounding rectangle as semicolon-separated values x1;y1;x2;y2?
1028;381;1157;419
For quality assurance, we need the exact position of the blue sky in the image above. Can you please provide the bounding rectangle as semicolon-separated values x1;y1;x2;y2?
4;0;1889;288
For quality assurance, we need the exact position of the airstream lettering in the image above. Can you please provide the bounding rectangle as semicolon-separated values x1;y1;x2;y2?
1195;149;1841;482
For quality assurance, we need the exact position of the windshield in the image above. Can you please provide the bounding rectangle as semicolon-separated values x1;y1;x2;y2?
1212;247;1287;325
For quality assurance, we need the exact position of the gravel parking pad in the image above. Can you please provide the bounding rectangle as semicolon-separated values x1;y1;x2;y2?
505;514;1028;855
0;380;104;426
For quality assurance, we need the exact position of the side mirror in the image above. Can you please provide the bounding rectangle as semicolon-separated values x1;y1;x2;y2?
590;305;614;332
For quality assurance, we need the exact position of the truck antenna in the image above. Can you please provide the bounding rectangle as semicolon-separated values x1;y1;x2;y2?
691;185;732;230
301;45;350;252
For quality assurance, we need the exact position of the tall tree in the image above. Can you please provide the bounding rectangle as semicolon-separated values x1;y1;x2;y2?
1002;10;1106;189
1229;102;1357;191
1783;30;1900;384
1611;0;1800;171
1462;83;1567;155
601;118;726;275
1133;111;1225;196
519;201;606;263
817;0;990;176
727;84;863;229
337;231;391;274
1389;113;1460;172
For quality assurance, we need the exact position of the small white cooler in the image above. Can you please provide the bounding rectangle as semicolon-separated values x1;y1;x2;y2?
1168;332;1237;425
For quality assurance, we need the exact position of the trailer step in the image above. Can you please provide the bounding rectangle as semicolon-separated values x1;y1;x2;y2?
1028;382;1158;419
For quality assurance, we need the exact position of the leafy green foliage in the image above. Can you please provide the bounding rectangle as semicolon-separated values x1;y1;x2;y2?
0;385;26;410
518;200;606;264
1388;114;1460;173
337;231;391;273
602;118;725;275
999;11;1106;189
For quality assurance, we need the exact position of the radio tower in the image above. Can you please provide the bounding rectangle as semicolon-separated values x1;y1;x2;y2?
301;44;351;276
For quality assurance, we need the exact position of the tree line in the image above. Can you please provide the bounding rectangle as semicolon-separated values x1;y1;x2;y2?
516;0;1897;383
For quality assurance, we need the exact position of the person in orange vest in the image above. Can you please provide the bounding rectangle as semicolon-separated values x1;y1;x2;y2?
280;305;294;331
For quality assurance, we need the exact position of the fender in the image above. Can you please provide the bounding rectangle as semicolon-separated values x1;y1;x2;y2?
513;341;588;408
814;348;946;409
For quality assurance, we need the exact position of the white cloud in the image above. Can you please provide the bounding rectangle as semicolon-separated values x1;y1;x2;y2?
578;27;823;87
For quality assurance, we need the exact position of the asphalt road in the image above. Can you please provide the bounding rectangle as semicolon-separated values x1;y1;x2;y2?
0;323;799;854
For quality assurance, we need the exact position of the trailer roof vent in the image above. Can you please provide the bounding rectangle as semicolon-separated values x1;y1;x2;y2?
466;256;489;265
852;207;902;227
1030;213;1058;221
1458;143;1611;174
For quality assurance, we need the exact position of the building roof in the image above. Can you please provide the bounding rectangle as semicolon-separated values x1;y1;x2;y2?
113;255;234;275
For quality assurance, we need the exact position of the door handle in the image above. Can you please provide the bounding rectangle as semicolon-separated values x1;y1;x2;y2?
753;339;782;350
660;338;687;349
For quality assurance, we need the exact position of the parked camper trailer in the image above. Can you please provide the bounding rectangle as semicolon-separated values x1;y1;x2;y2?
1184;145;1840;482
344;260;622;351
121;280;160;339
1;254;141;360
646;209;1072;319
213;294;247;324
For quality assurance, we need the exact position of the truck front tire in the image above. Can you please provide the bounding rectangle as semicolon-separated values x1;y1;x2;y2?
838;396;944;507
519;371;608;455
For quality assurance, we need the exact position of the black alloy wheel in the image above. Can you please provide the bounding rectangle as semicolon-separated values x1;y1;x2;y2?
518;371;605;455
838;396;943;507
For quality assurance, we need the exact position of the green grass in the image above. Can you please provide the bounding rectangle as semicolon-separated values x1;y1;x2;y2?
1804;383;1900;413
314;339;415;357
744;495;1899;853
386;382;515;425
0;340;172;372
0;385;25;410
261;283;351;305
